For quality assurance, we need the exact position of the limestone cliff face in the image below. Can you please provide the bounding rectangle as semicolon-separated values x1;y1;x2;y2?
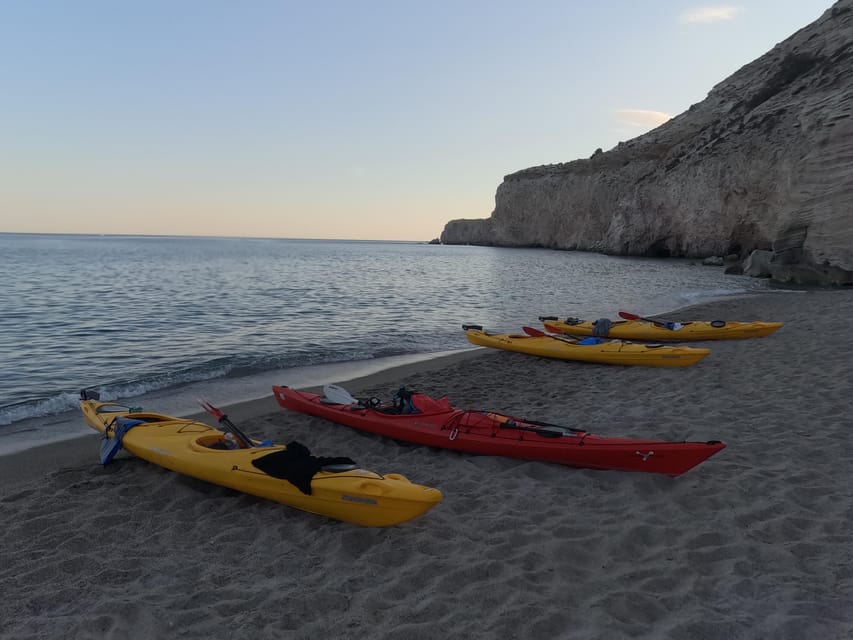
440;1;853;285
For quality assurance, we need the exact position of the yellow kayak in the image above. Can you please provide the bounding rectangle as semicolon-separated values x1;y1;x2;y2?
540;314;783;341
463;325;710;367
79;393;442;527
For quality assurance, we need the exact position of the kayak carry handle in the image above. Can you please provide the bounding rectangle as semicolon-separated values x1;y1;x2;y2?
81;388;101;401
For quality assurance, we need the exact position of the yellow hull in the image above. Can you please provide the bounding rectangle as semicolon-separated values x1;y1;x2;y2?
463;328;709;367
542;317;783;341
80;400;442;527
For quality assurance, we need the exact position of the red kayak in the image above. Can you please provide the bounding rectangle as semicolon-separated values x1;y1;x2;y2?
272;385;725;476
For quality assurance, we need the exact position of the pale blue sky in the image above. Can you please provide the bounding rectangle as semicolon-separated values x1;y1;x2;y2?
0;1;831;240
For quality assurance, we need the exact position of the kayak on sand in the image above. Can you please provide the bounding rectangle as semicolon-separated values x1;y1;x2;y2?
79;390;442;527
462;325;710;367
541;312;783;342
272;384;725;476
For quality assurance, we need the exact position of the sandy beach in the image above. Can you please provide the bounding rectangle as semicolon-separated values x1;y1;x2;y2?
2;289;853;639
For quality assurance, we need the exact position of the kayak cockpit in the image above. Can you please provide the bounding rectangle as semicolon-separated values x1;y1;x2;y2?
192;433;255;451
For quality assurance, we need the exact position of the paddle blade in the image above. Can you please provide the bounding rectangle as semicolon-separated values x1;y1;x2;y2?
198;398;255;448
199;398;225;421
100;435;122;465
99;418;143;464
322;384;360;405
618;311;679;330
522;326;547;337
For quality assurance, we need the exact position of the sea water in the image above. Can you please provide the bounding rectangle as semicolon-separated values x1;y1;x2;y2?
0;233;781;453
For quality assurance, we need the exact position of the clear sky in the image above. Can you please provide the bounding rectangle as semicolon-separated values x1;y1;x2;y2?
0;1;832;241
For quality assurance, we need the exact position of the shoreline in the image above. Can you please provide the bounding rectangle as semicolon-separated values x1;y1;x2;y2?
0;279;792;463
0;348;482;457
0;348;487;490
0;288;818;488
3;289;853;639
0;273;777;431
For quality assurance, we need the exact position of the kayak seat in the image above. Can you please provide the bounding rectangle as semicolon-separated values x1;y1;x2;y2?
197;434;275;450
358;397;383;409
197;435;234;450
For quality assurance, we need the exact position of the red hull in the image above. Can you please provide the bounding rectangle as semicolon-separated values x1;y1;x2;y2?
272;386;724;476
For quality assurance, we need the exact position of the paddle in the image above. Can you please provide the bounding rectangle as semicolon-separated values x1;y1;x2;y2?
327;384;580;439
522;327;601;346
497;422;564;438
199;399;256;448
521;327;577;342
482;414;583;438
99;417;144;464
323;384;360;405
618;311;681;330
322;384;382;409
518;416;585;435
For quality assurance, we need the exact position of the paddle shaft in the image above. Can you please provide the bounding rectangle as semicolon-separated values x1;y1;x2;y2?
199;400;254;448
220;416;255;448
618;311;670;326
479;411;585;438
523;326;585;342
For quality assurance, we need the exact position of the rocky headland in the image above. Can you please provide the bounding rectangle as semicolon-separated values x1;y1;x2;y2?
440;1;853;286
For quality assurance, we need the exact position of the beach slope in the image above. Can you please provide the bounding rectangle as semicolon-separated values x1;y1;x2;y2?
2;290;852;639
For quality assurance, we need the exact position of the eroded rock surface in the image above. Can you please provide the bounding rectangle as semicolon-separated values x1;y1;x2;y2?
440;1;853;285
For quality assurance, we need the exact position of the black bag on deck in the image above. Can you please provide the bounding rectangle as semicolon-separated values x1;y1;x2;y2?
251;441;356;495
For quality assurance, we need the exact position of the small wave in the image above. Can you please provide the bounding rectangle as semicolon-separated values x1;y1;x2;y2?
0;392;82;426
88;363;238;401
0;364;234;426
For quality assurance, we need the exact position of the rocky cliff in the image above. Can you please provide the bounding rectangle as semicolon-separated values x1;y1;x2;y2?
440;1;853;285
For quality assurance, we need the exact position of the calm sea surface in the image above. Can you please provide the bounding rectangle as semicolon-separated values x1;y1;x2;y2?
0;233;781;453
